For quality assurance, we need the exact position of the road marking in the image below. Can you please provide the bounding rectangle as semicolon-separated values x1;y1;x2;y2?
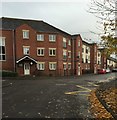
76;85;91;92
88;82;99;86
65;90;89;95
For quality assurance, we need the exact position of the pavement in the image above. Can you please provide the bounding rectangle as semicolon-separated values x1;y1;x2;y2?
1;72;117;119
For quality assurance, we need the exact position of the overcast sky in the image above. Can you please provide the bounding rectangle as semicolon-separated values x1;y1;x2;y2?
1;0;101;42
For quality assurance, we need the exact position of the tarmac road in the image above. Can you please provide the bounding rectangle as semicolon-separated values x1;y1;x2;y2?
2;72;116;119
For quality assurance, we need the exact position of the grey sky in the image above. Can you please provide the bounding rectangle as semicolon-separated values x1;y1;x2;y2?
1;0;100;42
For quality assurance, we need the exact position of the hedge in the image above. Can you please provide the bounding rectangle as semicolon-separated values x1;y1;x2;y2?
0;70;18;77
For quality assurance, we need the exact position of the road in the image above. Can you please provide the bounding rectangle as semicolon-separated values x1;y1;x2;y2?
2;73;116;119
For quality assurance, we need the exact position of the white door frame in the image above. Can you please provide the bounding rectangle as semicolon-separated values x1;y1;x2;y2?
24;63;30;75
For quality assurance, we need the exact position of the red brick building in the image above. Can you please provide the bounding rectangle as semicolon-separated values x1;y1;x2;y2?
0;17;107;76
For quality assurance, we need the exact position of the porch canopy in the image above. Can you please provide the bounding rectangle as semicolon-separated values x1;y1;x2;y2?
16;56;37;64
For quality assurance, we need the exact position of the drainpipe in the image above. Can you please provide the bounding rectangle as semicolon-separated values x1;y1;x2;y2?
72;38;75;75
12;30;16;72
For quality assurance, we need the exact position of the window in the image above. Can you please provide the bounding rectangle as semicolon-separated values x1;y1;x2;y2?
82;58;84;63
49;35;56;42
68;40;71;46
82;48;84;52
78;52;80;58
37;34;44;41
86;59;88;63
0;37;6;61
23;30;29;39
78;40;80;47
86;55;88;63
86;47;89;53
63;50;67;60
88;56;90;63
49;62;56;70
23;46;30;55
37;48;44;56
63;63;67;70
95;46;97;52
49;48;56;56
37;62;45;70
68;63;71;70
86;48;88;53
68;51;71;58
63;37;67;48
98;52;101;57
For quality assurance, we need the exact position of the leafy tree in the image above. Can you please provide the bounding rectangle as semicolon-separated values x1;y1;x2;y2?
88;0;117;56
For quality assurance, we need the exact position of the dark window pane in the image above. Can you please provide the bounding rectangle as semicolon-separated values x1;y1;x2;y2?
50;50;52;55
38;50;40;55
3;55;5;60
53;50;55;55
2;46;5;54
0;46;2;54
0;55;2;60
41;50;43;54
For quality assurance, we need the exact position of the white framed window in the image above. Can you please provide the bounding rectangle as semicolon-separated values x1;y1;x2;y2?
68;51;71;58
37;34;44;41
23;46;30;55
78;40;80;47
68;40;71;46
63;63;67;70
78;51;80;58
88;56;90;63
23;30;29;39
63;37;67;48
0;37;6;61
37;48;44;56
82;47;84;53
49;35;56;42
95;46;97;52
63;50;67;59
37;62;45;70
49;48;56;56
49;62;56;70
68;63;71;70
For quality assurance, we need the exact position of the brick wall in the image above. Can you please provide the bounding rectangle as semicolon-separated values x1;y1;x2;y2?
0;30;14;71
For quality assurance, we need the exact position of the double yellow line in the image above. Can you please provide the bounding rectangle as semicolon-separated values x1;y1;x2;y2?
65;85;91;95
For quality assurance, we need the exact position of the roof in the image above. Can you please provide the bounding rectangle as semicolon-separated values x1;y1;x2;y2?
0;17;71;37
107;57;117;63
71;34;81;40
16;56;37;63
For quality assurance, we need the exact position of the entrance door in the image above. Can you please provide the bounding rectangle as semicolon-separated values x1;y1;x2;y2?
94;66;97;74
78;66;80;76
24;63;30;75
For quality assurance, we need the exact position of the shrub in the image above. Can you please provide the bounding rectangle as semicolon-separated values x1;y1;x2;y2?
0;70;18;77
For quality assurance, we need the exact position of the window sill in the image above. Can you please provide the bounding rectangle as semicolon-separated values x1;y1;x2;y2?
0;60;6;62
49;41;56;42
49;55;56;57
37;40;44;42
37;55;44;57
23;38;29;40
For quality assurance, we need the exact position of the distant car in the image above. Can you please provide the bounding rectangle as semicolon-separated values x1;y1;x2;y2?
106;68;111;73
98;69;106;74
112;68;117;72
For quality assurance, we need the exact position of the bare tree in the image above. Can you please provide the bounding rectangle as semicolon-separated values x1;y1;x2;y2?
88;0;117;56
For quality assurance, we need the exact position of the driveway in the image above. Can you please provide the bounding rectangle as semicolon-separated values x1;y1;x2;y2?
2;73;116;118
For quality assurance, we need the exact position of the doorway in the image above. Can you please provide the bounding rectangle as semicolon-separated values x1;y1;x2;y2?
24;63;30;75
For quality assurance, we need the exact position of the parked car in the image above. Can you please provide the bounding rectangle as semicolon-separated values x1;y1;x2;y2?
112;68;117;72
98;69;106;74
106;68;111;73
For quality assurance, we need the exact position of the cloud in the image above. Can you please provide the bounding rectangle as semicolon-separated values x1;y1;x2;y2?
1;1;100;41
